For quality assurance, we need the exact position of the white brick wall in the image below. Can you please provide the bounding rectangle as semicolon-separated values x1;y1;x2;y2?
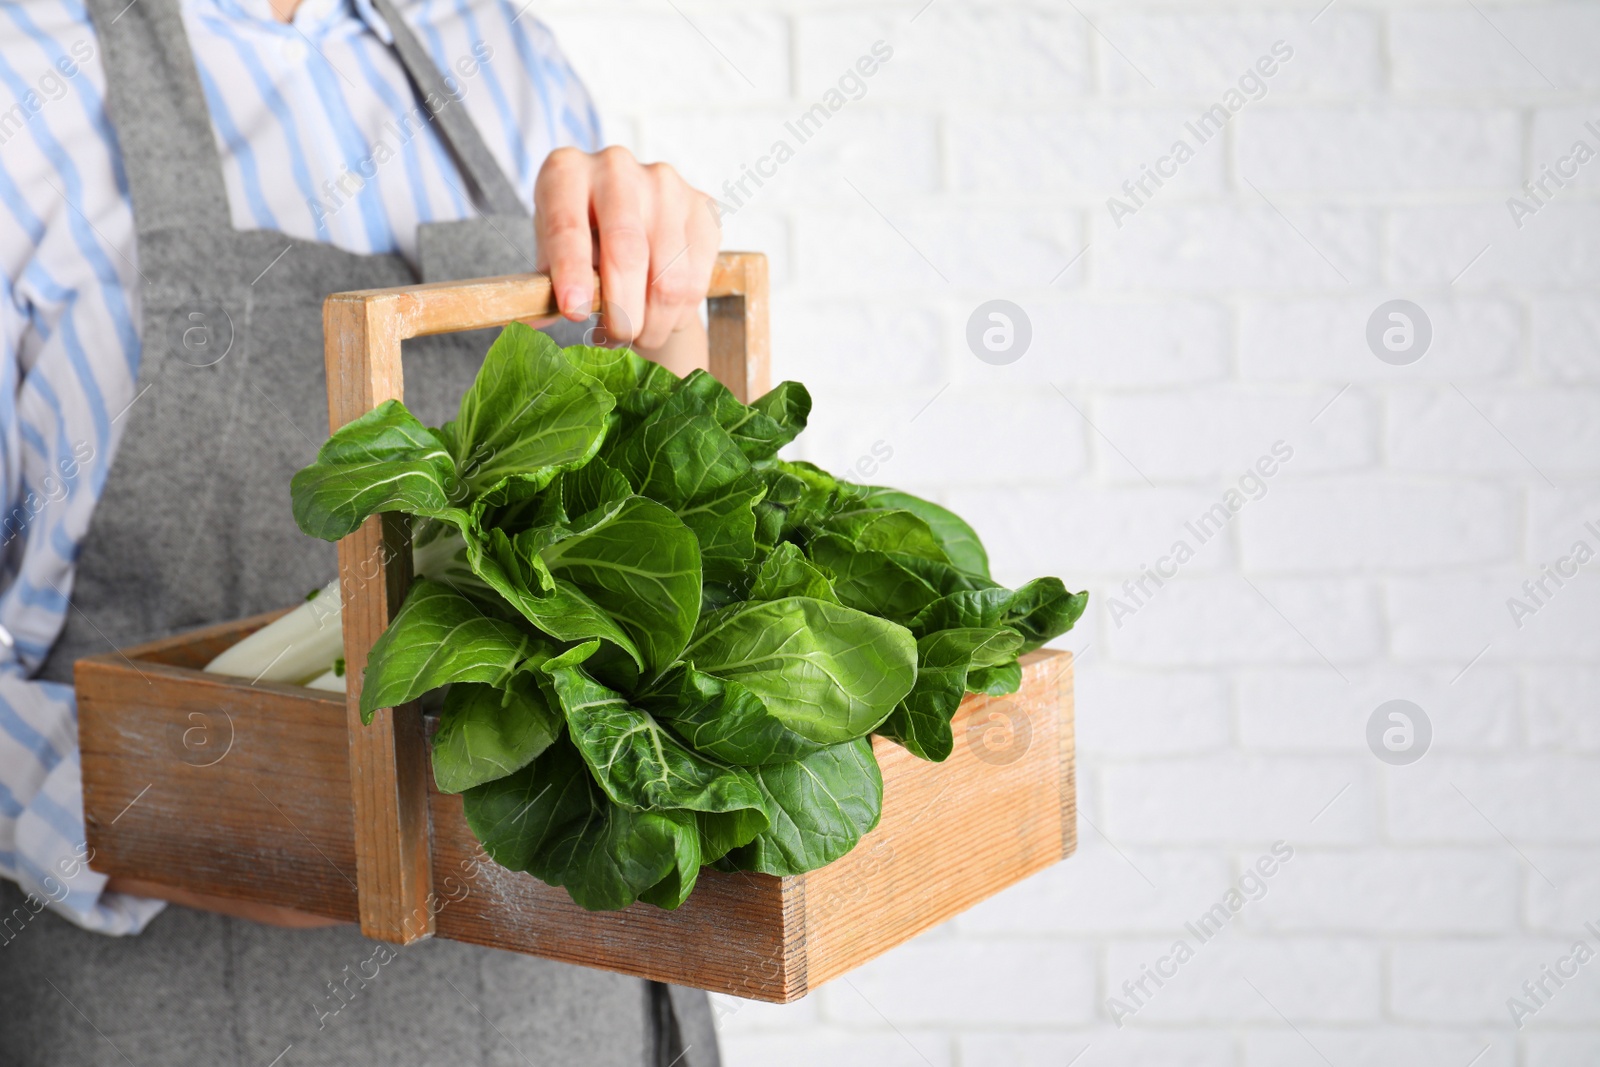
537;1;1600;1061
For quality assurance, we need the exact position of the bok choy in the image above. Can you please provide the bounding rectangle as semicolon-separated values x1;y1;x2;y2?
257;324;1084;911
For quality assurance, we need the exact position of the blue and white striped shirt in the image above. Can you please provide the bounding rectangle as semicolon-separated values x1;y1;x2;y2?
0;0;599;935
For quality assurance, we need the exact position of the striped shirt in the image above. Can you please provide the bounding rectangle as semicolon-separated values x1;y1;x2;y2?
0;0;599;936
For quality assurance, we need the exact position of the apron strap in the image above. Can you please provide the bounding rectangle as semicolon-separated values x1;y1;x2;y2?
89;0;530;242
85;0;235;236
368;0;529;219
648;982;724;1067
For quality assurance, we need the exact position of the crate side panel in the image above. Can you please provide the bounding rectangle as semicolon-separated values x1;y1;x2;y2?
801;650;1073;989
429;790;807;1002
78;660;359;921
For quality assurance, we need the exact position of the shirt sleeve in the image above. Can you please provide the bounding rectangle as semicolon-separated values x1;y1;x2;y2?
537;22;603;153
0;3;162;935
2;675;164;934
487;10;605;199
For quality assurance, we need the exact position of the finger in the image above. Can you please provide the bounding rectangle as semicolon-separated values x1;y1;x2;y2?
533;147;596;320
638;172;695;351
667;189;722;354
683;183;722;305
591;146;649;345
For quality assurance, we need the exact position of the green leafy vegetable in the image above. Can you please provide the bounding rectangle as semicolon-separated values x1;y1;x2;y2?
967;661;1024;696
910;578;1090;652
685;597;916;744
447;323;615;498
465;525;645;674
722;739;883;876
463;738;702;911
290;324;1085;911
748;542;839;604
541;650;766;818
359;580;533;724
851;487;990;578
606;386;750;509
539;496;702;673
289;401;466;541
673;470;766;583
640;665;826;766
431;676;561;794
878;627;1023;761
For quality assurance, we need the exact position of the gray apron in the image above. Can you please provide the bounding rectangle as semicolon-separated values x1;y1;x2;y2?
11;1;720;1063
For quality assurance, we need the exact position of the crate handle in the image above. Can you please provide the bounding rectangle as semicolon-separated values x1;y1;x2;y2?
323;251;769;943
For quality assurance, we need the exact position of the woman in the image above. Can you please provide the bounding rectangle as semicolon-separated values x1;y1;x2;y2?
0;0;723;1062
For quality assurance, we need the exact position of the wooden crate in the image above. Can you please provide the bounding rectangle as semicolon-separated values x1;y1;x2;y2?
76;252;1077;1002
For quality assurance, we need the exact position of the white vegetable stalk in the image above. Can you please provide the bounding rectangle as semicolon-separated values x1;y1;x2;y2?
202;529;465;688
204;579;343;685
304;667;347;693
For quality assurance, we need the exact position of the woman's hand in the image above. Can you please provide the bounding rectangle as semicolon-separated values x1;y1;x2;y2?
534;146;721;376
